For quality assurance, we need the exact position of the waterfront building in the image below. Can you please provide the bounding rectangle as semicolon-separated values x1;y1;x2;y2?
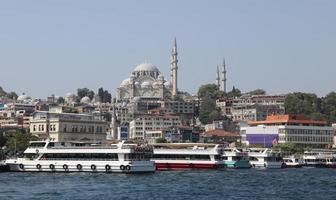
216;94;285;122
129;114;182;140
240;114;335;148
144;126;199;143
30;111;108;142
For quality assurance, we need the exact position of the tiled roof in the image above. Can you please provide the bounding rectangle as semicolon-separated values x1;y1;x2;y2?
203;130;240;137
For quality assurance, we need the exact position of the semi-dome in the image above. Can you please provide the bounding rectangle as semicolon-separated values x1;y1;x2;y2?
17;93;31;101
80;96;91;104
65;92;75;98
134;63;159;72
120;78;130;86
164;81;173;88
152;82;159;88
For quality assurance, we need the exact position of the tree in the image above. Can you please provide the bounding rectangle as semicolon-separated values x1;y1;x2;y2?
5;132;38;155
6;91;18;100
226;86;242;98
155;137;167;143
0;86;6;97
199;96;223;124
0;134;7;148
273;143;304;155
247;89;266;95
87;90;95;100
98;88;104;102
198;84;222;99
77;88;90;99
284;92;321;118
57;97;65;104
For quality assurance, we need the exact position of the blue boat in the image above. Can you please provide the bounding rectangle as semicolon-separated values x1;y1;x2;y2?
222;148;251;169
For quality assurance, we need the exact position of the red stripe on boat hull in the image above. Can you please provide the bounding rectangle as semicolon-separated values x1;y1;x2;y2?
155;163;223;170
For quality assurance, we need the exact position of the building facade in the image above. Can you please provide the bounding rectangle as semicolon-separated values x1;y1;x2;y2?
216;94;285;122
129;114;182;140
241;114;335;148
30;111;108;142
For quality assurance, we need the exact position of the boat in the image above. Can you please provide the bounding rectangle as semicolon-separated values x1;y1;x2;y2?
5;140;155;173
222;148;251;169
318;155;336;168
302;151;326;167
247;148;284;169
151;143;225;170
283;156;305;168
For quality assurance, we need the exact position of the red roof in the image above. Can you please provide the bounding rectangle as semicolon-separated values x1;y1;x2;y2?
203;130;240;137
248;114;327;126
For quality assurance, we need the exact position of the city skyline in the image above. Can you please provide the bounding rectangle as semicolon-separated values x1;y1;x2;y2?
1;0;335;98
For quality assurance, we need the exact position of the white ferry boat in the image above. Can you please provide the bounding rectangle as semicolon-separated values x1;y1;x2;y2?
151;143;225;170
283;156;305;168
5;140;155;173
248;148;284;169
222;148;251;169
303;151;321;167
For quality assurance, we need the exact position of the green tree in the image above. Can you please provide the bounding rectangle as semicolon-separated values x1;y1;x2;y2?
87;90;95;100
155;137;167;143
199;96;223;124
57;97;65;104
0;86;7;97
77;88;90;99
6;91;18;100
284;93;320;117
5;132;38;155
198;84;222;99
247;89;266;95
226;86;242;98
273;143;304;155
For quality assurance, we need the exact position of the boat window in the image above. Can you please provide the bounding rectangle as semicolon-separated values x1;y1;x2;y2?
29;142;46;148
233;156;242;161
249;157;258;161
152;154;211;161
47;143;55;148
125;153;151;161
221;156;228;160
24;153;39;160
215;155;224;161
39;153;119;161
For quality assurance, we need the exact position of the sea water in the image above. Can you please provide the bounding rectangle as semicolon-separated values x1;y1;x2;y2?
0;168;335;200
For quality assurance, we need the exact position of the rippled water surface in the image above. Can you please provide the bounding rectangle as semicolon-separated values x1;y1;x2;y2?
1;168;336;200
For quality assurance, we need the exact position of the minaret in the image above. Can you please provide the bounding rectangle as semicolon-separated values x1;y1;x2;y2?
216;65;220;89
222;58;227;93
171;37;178;97
111;103;118;139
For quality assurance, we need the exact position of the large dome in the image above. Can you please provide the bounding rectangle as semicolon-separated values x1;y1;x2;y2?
134;63;159;72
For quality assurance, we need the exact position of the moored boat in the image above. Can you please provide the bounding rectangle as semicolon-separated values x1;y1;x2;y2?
283;156;305;168
151;143;225;170
222;148;251;169
5;140;155;173
248;148;284;169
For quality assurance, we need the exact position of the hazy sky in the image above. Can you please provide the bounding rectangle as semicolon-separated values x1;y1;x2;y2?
0;0;335;98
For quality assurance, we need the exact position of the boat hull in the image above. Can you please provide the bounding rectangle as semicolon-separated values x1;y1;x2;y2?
225;160;251;169
250;161;284;169
5;160;155;173
154;161;225;170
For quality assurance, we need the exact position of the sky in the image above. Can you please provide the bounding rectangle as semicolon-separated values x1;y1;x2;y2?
0;0;335;98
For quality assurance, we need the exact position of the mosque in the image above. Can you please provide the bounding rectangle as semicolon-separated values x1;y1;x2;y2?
116;38;179;101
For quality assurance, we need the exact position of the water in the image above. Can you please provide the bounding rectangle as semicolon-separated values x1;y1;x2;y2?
1;168;336;200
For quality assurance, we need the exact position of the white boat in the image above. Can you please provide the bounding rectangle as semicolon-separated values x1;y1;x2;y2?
248;148;284;169
302;151;324;167
5;140;155;173
151;143;225;170
283;156;305;168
